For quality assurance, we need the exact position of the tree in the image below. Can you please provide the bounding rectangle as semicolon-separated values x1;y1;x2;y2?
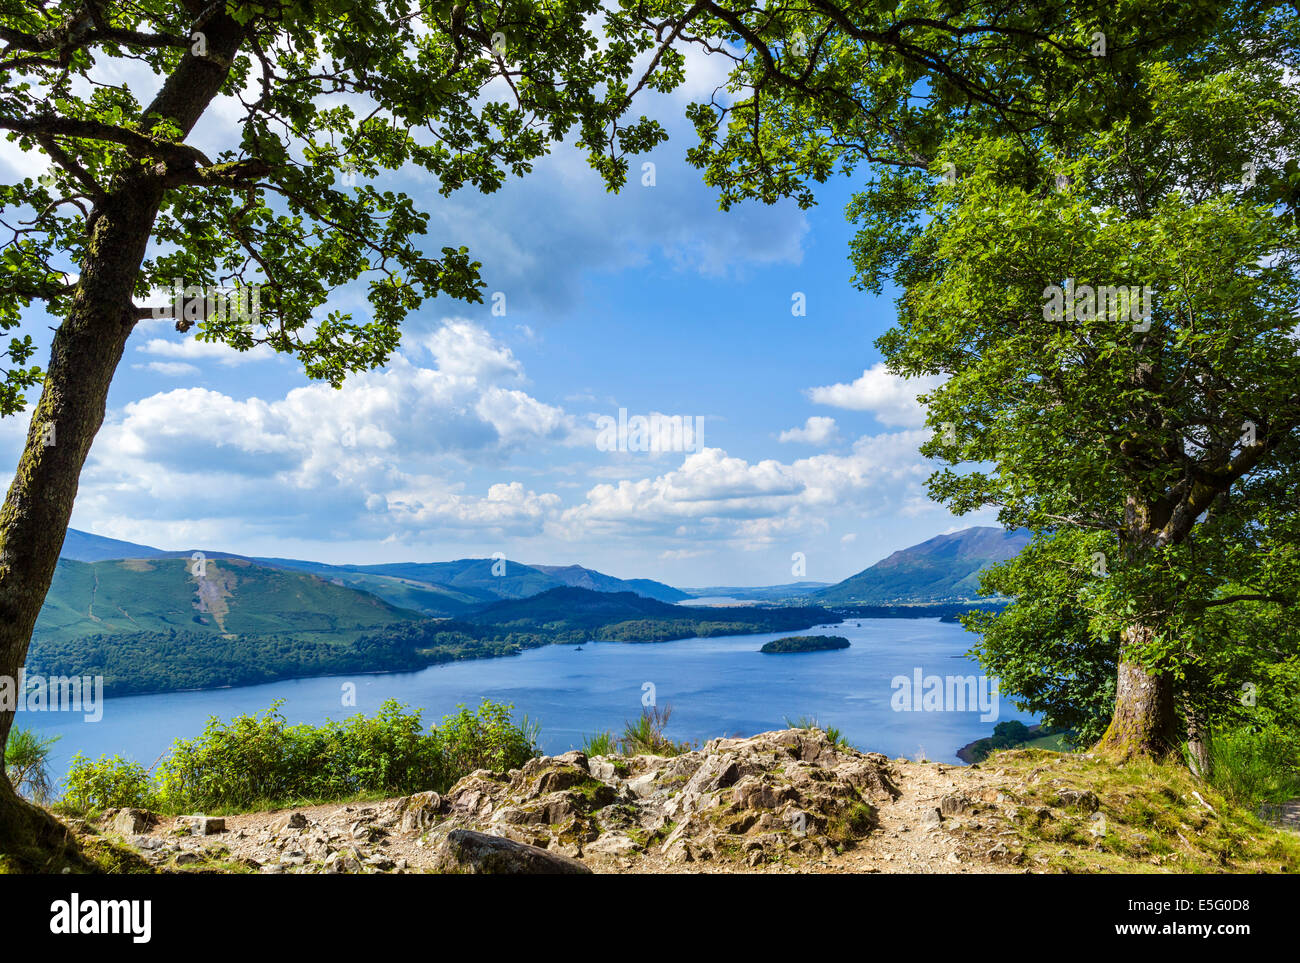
0;0;1151;869
0;0;707;871
687;0;1300;760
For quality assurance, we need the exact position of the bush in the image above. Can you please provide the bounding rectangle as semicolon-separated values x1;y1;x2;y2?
4;727;60;803
61;699;540;815
62;753;159;814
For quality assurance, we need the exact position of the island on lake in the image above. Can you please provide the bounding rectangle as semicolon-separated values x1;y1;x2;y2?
760;635;851;654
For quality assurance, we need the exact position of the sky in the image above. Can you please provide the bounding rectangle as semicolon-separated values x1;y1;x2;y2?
0;46;999;589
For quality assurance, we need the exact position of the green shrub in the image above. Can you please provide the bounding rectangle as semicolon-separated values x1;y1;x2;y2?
620;705;692;757
4;727;60;803
60;698;540;815
62;753;159;814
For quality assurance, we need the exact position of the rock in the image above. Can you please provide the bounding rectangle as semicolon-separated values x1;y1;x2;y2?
584;833;641;856
588;757;618;781
920;807;943;829
130;835;164;851
939;793;975;816
177;815;226;836
109;808;158;835
271;811;309;834
431;829;592;874
1055;789;1100;812
173;851;201;865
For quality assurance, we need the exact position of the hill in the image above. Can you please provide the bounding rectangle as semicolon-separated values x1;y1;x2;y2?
34;557;419;643
463;586;836;640
58;529;169;563
532;564;690;603
816;527;1031;604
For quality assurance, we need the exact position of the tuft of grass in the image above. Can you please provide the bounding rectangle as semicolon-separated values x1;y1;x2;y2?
784;716;850;750
1201;726;1300;809
582;731;618;756
620;705;693;757
4;728;60;804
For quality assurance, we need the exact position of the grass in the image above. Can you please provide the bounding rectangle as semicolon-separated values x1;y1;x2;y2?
581;705;694;758
785;716;851;749
985;747;1300;874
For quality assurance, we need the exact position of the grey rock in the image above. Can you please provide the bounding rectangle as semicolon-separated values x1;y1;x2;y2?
177;815;226;836
431;829;592;874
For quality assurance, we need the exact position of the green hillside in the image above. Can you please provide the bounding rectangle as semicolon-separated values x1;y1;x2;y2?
816;527;1030;604
35;557;420;643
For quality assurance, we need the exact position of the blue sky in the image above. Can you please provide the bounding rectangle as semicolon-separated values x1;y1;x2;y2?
0;59;996;588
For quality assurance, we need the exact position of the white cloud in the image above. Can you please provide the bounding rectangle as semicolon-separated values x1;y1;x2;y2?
137;337;277;366
778;416;838;445
76;320;582;541
806;364;943;428
132;361;201;377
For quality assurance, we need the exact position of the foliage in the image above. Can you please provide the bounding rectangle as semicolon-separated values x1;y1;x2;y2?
61;699;538;814
619;705;692;757
581;731;619;757
62;753;159;814
761;635;849;653
3;727;60;803
688;0;1300;747
784;716;849;749
1204;725;1300;809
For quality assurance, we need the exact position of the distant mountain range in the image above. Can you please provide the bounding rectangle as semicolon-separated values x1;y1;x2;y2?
814;527;1030;604
32;525;1031;696
54;529;688;618
46;525;1030;647
38;556;417;643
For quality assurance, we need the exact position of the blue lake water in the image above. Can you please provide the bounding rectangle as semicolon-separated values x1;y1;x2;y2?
25;619;1034;780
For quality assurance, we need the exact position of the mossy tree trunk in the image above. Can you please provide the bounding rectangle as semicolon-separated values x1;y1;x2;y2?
1094;626;1180;760
0;11;245;869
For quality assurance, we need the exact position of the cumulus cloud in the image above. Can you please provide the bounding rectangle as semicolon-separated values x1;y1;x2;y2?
76;320;581;541
560;431;935;546
778;416;838;445
806;364;944;428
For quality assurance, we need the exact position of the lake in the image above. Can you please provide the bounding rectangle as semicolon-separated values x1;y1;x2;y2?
24;618;1035;781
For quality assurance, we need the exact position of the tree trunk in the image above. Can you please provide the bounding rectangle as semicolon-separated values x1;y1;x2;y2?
0;12;246;868
1094;626;1180;759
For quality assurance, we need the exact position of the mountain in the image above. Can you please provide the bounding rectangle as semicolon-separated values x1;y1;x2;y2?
681;582;830;602
58;529;169;563
34;556;420;643
463;586;836;639
815;527;1031;604
55;529;694;611
531;564;691;603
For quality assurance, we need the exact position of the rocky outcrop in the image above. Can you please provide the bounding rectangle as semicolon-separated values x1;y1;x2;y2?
431;830;592;874
110;729;900;873
416;729;898;869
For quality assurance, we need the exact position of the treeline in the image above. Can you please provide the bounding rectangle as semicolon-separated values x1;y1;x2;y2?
27;629;434;696
27;596;839;696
